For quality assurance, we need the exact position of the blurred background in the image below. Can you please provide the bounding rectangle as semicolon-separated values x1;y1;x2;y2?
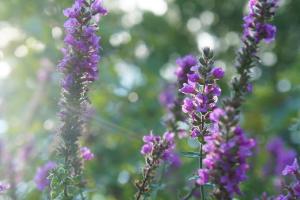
0;0;300;199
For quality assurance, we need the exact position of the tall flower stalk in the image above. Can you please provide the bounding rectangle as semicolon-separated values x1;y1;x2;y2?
159;55;198;134
225;0;278;114
50;0;107;199
198;0;279;198
135;131;176;200
180;48;225;200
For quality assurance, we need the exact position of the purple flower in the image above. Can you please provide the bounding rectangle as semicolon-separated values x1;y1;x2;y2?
180;83;196;94
56;0;107;181
63;1;83;18
163;132;175;143
0;182;9;193
176;55;198;85
91;0;108;15
212;67;225;79
182;98;194;113
247;83;253;93
140;131;176;162
197;169;209;185
159;84;176;109
202;124;255;198
191;128;201;138
242;0;278;43
265;137;296;176
187;73;200;82
59;0;107;88
274;159;300;199
34;161;57;191
257;23;277;43
141;143;153;155
80;146;95;161
282;159;299;176
293;182;300;196
209;108;225;122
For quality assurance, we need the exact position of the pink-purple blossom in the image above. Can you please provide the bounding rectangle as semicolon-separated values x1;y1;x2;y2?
34;161;57;191
80;146;95;161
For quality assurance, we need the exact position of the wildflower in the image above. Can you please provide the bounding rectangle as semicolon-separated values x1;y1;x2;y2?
136;131;177;199
34;162;57;191
80;147;95;161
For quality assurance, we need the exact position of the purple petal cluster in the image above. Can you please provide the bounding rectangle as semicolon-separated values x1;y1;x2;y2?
179;56;224;138
80;146;95;161
200;110;256;198
264;137;296;176
175;55;198;86
57;0;107;180
159;84;176;110
58;0;107;90
34;161;57;191
243;0;278;43
141;131;177;164
136;131;178;199
275;159;300;200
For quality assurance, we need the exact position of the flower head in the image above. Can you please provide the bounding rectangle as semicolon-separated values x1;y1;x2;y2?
0;182;9;193
282;159;299;176
34;161;57;191
80;146;95;161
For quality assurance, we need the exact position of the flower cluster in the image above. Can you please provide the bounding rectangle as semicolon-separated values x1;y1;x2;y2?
275;159;300;200
140;131;176;161
175;55;198;87
34;161;57;191
159;84;176;110
265;137;296;176
51;0;107;198
57;0;106;175
230;0;278;105
243;0;277;43
80;146;95;161
136;131;176;200
201;112;256;198
180;48;224;138
180;48;226;200
59;0;107;88
159;55;198;134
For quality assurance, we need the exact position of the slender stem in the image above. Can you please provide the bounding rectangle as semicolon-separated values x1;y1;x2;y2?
199;142;204;200
182;185;199;200
136;157;159;200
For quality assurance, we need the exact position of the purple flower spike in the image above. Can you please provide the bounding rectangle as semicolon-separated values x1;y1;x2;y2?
137;131;178;198
55;1;108;194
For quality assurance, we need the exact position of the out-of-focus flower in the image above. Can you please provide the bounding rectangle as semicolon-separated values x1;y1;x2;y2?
34;161;57;191
80;146;95;161
0;182;9;193
265;137;296;176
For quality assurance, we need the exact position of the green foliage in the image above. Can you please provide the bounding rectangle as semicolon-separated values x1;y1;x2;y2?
50;165;82;200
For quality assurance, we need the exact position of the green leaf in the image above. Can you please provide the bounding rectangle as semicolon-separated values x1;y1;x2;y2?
180;151;201;158
187;175;199;181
